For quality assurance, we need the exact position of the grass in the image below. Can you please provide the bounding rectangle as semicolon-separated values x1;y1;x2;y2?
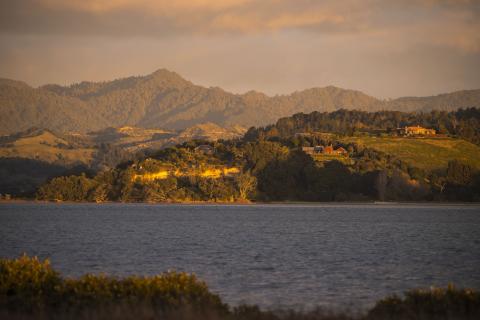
341;136;480;171
1;255;480;320
0;131;95;165
311;154;353;165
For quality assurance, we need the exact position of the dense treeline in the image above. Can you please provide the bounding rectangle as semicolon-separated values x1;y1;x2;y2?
37;142;257;203
29;108;480;203
2;255;480;320
0;158;93;198
36;136;480;202
0;141;133;199
245;108;480;145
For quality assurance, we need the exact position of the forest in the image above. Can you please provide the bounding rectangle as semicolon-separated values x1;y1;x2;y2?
35;119;480;203
245;108;480;145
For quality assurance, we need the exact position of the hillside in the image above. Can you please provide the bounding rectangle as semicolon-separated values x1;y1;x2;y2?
248;108;480;146
1;69;479;135
0;79;108;135
2;108;479;201
35;135;480;203
0;129;96;165
341;136;480;171
0;124;246;165
388;90;480;112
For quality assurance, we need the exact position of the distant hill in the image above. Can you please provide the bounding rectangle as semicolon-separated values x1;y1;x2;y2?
0;123;246;165
1;69;479;135
88;122;245;153
386;90;480;112
0;128;96;166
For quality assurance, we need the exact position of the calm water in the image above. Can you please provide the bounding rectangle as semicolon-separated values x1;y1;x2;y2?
1;203;480;310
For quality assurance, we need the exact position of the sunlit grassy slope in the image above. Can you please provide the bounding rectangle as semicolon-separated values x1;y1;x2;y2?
0;131;95;164
342;136;480;171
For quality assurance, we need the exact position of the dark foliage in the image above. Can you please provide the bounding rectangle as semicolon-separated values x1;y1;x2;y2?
1;256;479;320
34;135;480;202
246;108;480;145
0;158;91;198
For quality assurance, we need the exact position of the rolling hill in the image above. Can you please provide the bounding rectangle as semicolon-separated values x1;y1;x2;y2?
0;128;96;165
88;122;246;153
1;69;479;135
341;136;480;171
0;124;246;165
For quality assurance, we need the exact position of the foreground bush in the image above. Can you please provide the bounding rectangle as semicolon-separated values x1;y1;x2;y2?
1;255;479;320
0;255;228;319
368;285;480;320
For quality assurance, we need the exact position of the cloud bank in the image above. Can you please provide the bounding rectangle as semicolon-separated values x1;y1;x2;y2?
0;0;479;97
1;0;478;51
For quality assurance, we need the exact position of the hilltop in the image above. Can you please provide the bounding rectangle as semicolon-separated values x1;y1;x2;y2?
1;69;479;135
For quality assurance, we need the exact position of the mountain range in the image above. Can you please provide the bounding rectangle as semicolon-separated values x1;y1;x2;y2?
1;69;479;135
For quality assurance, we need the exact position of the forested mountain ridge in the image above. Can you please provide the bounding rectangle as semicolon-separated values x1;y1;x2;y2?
1;69;479;135
0;78;108;134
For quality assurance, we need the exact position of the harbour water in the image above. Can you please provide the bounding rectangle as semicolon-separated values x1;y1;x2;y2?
1;203;479;310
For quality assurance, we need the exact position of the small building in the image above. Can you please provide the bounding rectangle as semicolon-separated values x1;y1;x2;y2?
335;147;348;155
314;146;324;153
302;145;348;156
195;144;214;155
399;126;436;136
323;145;334;154
301;147;315;155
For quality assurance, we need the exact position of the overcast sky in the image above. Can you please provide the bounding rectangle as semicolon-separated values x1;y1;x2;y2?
0;0;479;98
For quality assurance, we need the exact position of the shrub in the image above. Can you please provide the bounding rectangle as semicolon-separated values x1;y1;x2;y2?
367;285;480;320
0;254;62;311
0;255;227;319
2;256;480;320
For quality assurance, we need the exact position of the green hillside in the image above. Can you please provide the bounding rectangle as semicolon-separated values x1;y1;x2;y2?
342;136;480;171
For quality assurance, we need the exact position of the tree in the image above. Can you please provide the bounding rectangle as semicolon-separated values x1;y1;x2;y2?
375;170;388;201
197;178;234;201
36;174;96;201
93;183;109;203
446;160;472;186
235;171;257;200
143;178;178;202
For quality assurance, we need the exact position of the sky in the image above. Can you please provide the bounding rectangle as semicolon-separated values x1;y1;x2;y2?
0;0;479;99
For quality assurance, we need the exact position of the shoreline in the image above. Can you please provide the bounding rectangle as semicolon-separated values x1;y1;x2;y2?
1;199;480;207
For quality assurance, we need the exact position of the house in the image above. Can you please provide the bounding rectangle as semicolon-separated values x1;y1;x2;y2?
323;145;334;154
195;144;214;155
302;145;348;156
335;147;348;155
399;126;436;136
301;147;315;155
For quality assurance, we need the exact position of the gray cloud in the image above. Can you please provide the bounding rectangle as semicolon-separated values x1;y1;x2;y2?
0;0;479;98
0;0;478;53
